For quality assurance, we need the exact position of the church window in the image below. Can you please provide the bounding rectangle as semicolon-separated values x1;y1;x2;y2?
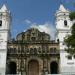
64;14;65;15
54;48;57;53
64;20;67;26
13;48;16;53
26;49;29;53
32;33;35;36
34;48;37;54
43;50;45;53
31;37;36;41
38;47;41;53
57;39;59;42
47;50;49;53
50;48;54;54
67;55;72;60
0;13;2;19
30;48;33;54
0;20;2;26
74;55;75;59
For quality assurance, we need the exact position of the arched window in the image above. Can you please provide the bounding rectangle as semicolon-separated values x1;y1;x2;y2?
0;20;2;26
30;48;33;54
38;47;41;54
54;48;57;53
64;20;67;26
26;49;29;53
57;39;59;42
67;55;72;60
74;55;75;59
31;37;36;41
34;48;37;54
50;48;54;54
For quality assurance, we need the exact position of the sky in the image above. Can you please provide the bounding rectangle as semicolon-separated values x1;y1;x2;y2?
0;0;75;39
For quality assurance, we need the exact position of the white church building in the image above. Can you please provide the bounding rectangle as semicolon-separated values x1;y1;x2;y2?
55;4;75;75
0;4;75;75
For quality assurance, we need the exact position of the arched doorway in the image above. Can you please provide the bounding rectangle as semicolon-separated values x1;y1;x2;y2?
7;62;17;74
28;60;39;75
50;61;58;74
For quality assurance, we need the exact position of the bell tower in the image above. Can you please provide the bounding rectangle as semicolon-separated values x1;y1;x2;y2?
0;4;11;75
56;4;75;74
56;4;72;45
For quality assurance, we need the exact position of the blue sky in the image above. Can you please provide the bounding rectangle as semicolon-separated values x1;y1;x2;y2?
0;0;75;39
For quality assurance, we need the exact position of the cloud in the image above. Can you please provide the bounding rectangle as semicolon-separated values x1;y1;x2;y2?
25;19;31;24
30;22;56;40
14;19;56;40
31;23;50;34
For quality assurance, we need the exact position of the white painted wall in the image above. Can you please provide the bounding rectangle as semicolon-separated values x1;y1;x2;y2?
0;4;11;75
56;4;75;74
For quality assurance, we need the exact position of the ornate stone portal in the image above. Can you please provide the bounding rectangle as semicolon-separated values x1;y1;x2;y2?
6;28;60;75
28;60;39;75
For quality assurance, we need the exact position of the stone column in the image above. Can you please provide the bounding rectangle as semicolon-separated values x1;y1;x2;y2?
17;59;21;75
44;58;48;74
23;59;27;75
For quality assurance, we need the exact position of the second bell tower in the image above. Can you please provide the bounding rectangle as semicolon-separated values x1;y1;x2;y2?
0;4;11;75
56;4;75;74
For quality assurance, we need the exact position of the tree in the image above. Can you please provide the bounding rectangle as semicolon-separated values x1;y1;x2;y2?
69;12;75;20
64;12;75;55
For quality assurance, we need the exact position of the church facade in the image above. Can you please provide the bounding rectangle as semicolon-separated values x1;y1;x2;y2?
0;4;75;75
6;28;59;75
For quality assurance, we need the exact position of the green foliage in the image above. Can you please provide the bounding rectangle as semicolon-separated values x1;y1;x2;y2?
65;11;75;55
71;23;75;36
69;12;75;20
64;35;72;47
